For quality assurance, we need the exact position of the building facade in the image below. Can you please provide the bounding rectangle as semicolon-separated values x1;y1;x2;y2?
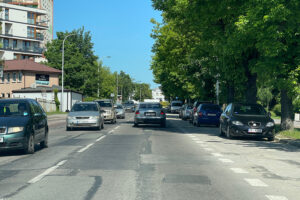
0;59;60;98
0;0;52;61
152;88;165;102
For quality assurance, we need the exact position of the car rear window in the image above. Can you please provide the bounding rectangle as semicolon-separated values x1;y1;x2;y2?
97;101;112;107
139;104;162;109
71;104;98;112
233;105;266;115
0;101;29;116
171;103;182;106
201;104;221;111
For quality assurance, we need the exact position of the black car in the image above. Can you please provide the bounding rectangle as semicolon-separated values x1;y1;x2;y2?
0;99;48;154
220;103;275;141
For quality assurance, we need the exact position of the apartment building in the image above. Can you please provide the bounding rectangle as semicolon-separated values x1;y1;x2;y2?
0;0;52;61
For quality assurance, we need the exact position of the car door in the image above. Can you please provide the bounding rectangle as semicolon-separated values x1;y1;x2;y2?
30;100;46;142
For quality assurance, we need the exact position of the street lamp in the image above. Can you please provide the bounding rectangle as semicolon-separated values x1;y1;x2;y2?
98;56;111;98
61;33;75;112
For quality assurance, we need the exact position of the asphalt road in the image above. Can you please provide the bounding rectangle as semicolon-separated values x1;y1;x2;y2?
0;113;299;200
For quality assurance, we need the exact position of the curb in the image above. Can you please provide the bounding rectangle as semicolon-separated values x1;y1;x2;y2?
274;136;300;148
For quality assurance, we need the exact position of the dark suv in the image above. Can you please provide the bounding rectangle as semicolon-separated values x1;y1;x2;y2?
0;99;48;154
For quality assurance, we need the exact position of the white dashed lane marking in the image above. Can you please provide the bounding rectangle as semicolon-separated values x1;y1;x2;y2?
266;195;288;200
211;153;223;157
218;158;234;163
244;179;268;187
78;143;95;153
203;148;214;151
28;160;67;184
108;130;114;134
230;168;249;174
96;135;106;142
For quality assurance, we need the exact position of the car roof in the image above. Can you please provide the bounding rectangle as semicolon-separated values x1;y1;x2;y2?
75;101;97;104
95;99;112;101
0;98;34;103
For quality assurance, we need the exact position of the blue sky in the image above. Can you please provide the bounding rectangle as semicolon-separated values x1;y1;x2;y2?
54;0;162;88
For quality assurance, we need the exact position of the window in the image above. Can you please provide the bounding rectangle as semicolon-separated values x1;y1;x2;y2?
5;9;9;20
12;73;16;82
1;93;4;98
6;73;10;83
27;27;35;38
7;93;10;98
13;40;17;49
27;12;35;24
4;39;9;49
1;74;4;83
18;72;22;82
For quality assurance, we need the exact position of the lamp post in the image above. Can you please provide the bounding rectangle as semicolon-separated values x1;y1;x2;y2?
61;33;75;112
98;56;111;98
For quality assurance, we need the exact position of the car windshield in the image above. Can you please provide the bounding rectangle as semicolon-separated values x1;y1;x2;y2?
117;105;123;109
233;105;266;115
139;104;162;109
71;104;98;112
172;103;182;106
201;104;221;111
0;102;29;117
98;102;112;107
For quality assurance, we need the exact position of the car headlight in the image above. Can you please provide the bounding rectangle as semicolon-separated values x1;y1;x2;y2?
7;127;24;134
232;121;244;126
266;122;275;127
91;116;99;119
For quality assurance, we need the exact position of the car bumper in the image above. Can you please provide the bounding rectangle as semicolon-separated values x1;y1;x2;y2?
198;117;220;125
135;117;166;124
116;113;125;118
67;118;100;128
0;132;26;150
229;125;275;138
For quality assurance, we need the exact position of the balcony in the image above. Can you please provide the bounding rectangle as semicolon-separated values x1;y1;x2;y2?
0;44;44;54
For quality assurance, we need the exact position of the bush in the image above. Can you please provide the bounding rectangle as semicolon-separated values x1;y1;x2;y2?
273;104;281;116
160;101;170;108
54;89;60;112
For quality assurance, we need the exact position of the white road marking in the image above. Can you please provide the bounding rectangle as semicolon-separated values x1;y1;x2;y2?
218;158;234;163
203;148;214;151
189;135;196;138
78;143;95;153
244;179;268;187
195;141;204;144
266;195;288;200
28;160;67;184
96;135;106;142
230;168;249;174
114;126;120;130
211;153;223;157
108;130;114;134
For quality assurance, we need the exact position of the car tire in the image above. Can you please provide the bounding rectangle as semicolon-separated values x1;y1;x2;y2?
226;126;233;139
40;131;48;148
161;121;166;128
134;122;138;127
24;134;35;154
66;126;71;131
268;136;274;141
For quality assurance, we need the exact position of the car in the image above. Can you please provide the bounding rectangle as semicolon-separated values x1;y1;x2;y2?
193;104;222;127
123;101;135;112
66;102;104;131
134;102;166;127
95;99;117;124
189;100;212;124
0;98;48;154
219;103;275;141
181;104;193;120
170;100;183;113
115;104;125;119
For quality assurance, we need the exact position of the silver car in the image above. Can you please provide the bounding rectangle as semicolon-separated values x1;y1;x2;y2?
95;99;117;124
181;104;193;120
134;103;166;127
66;102;104;131
115;104;125;119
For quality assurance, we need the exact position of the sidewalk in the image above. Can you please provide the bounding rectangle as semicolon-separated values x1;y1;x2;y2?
274;119;300;128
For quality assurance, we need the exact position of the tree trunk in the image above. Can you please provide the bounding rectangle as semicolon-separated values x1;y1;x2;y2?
280;89;294;130
245;72;257;104
227;83;235;104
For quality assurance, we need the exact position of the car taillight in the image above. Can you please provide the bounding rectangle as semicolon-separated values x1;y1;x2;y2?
135;110;140;115
198;112;203;117
160;111;165;115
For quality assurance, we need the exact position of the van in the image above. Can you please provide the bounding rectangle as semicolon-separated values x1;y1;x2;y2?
170;101;183;113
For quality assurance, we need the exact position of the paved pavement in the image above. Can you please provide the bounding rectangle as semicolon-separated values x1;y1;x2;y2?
0;113;299;200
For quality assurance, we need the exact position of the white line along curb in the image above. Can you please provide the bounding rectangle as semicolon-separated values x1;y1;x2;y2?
78;143;94;153
28;160;67;184
218;158;234;163
211;153;223;157
244;179;268;187
266;195;288;200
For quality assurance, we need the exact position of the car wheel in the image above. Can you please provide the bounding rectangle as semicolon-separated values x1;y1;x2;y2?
40;131;48;148
66;126;71;131
219;124;225;136
161;121;166;128
134;122;138;127
226;126;233;139
24;134;35;154
268;136;274;141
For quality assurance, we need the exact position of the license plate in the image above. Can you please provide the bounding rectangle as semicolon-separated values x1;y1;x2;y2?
0;137;3;143
145;113;156;116
207;114;216;116
248;129;262;133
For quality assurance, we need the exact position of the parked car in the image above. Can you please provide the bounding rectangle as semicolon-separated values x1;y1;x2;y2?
189;101;212;123
115;104;125;119
95;99;116;124
66;102;104;131
134;102;166;127
0;98;48;154
180;104;193;120
193;104;222;127
220;103;275;141
170;100;183;113
123;101;135;112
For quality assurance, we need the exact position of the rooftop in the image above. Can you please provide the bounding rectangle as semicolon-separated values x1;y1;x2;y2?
4;60;61;74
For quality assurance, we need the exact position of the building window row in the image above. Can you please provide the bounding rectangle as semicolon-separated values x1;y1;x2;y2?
0;72;22;84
